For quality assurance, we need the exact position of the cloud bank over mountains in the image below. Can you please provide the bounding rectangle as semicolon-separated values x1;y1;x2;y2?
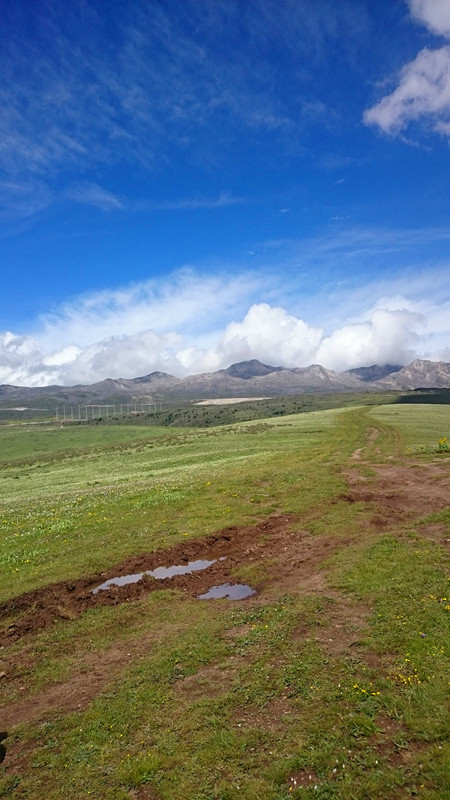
1;263;449;387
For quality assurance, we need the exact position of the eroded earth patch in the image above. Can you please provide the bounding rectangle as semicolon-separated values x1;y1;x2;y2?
0;449;449;769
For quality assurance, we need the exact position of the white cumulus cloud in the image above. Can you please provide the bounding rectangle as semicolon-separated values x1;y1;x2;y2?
364;0;450;138
214;303;323;368
60;330;185;387
316;308;423;372
408;0;450;38
364;46;450;136
0;331;51;387
0;299;445;389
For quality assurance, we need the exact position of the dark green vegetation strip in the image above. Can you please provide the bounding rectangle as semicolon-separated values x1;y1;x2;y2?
0;403;449;799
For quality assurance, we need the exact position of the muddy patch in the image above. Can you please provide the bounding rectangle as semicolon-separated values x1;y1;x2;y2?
343;459;450;543
418;520;449;547
234;696;296;736
366;716;431;770
173;662;236;700
0;618;188;730
3;456;448;648
1;514;313;645
351;426;380;461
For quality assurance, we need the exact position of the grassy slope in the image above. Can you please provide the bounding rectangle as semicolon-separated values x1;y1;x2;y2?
0;423;172;464
0;404;449;799
369;404;450;452
0;411;344;597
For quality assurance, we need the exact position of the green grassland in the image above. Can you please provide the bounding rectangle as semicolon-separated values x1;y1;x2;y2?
0;402;449;799
0;423;173;465
369;404;450;451
0;411;345;596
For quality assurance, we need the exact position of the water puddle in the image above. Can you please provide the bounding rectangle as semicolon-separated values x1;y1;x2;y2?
93;572;145;593
92;558;222;594
197;583;256;600
150;558;217;579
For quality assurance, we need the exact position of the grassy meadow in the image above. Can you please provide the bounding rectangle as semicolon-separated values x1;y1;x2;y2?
0;402;449;799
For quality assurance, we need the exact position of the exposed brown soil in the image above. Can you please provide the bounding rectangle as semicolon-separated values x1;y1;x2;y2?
0;512;338;647
0;626;179;729
306;592;374;658
344;458;450;545
128;787;160;800
369;715;432;770
287;769;321;790
1;443;449;765
2;457;448;653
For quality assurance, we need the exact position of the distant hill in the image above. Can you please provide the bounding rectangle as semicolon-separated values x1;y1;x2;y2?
132;371;178;384
221;360;284;379
375;359;450;390
344;364;402;382
1;358;449;413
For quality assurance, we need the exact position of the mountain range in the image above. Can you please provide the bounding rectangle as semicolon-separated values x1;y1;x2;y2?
1;359;450;412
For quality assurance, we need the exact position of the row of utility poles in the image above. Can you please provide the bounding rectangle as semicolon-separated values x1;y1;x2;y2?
55;403;166;421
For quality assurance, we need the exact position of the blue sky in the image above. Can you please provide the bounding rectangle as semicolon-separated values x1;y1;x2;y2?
1;0;449;386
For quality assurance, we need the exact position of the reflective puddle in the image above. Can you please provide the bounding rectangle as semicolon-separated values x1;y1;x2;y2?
93;558;221;594
150;559;217;580
93;572;144;593
197;583;256;600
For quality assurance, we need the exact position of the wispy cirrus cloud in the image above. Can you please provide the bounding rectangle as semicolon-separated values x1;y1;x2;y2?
0;178;53;224
364;0;450;139
146;193;251;212
65;182;124;211
37;268;264;352
253;223;450;297
0;0;371;224
0;3;285;177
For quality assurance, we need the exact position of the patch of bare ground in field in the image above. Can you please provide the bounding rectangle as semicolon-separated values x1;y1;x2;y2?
233;696;297;737
344;457;450;546
369;715;431;770
0;626;181;729
1;440;448;738
0;514;352;730
0;514;346;647
128;787;161;800
0;735;38;787
287;770;321;791
350;426;380;462
172;662;237;700
304;593;376;659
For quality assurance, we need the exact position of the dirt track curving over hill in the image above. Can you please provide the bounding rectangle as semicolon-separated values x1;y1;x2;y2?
1;445;449;737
